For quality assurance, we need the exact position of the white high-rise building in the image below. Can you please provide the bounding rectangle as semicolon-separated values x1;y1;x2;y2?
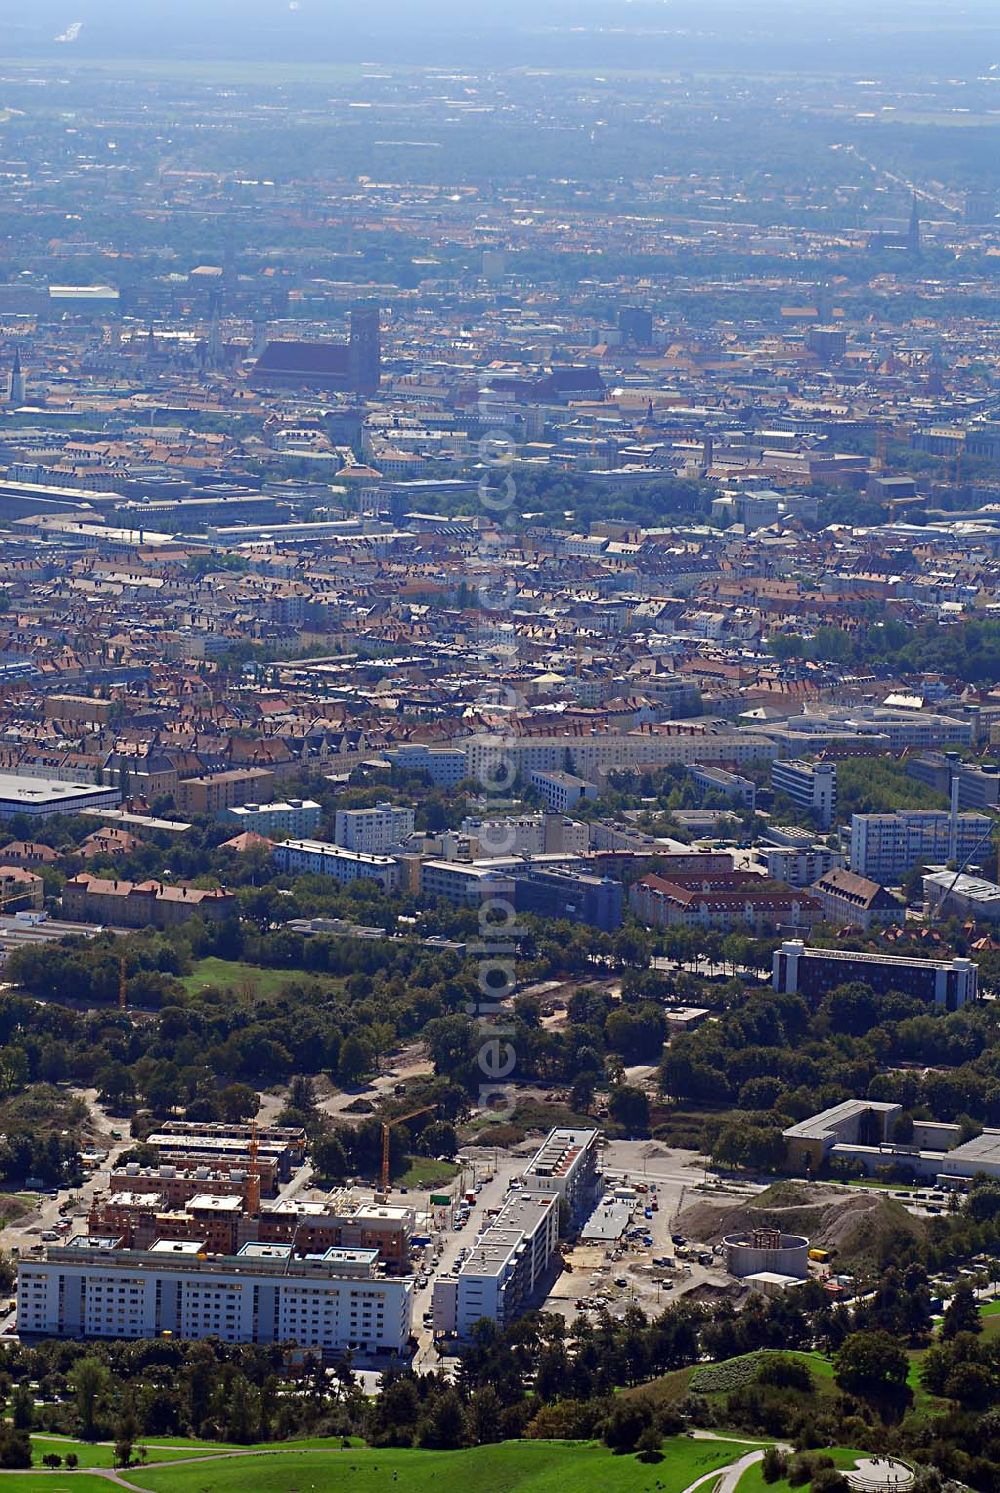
334;803;415;854
849;810;992;882
770;759;837;829
273;839;398;892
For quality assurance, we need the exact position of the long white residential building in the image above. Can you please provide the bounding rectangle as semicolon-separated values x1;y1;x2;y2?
521;1125;601;1212
462;729;779;785
431;1126;600;1340
18;1237;413;1354
272;838;398;892
433;1192;560;1339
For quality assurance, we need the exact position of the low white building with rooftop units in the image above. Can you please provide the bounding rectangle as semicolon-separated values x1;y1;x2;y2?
0;773;121;821
784;1100;1000;1184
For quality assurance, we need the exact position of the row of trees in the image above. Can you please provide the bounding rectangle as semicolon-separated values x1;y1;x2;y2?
769;615;1000;688
657;977;1000;1170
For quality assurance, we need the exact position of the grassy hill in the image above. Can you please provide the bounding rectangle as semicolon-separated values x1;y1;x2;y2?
629;1348;840;1411
5;1436;762;1493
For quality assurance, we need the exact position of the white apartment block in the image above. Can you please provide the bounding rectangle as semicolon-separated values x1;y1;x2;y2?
760;707;973;753
522;1126;601;1212
334;803;415;854
756;844;843;888
420;860;515;907
18;1237;413;1354
770;759;837;829
223;798;322;838
688;764;757;811
461;814;546;857
385;744;468;788
273;839;399;892
432;1126;600;1339
460;812;589;859
432;1192;560;1338
528;769;598;814
849;810;993;883
463;730;778;785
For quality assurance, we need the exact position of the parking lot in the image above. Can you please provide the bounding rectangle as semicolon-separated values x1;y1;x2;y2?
541;1139;767;1324
372;1137;770;1363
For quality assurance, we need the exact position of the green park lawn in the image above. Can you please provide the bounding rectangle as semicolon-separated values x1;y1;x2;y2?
736;1448;868;1493
108;1435;762;1493
179;958;327;1000
977;1299;1000;1342
0;1478;111;1492
29;1434;233;1467
400;1156;461;1188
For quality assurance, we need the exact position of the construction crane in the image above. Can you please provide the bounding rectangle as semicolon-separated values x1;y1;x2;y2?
246;1118;261;1217
928;795;997;922
380;1105;436;1194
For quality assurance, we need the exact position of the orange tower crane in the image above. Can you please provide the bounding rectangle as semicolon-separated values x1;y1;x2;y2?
246;1118;261;1216
380;1105;435;1194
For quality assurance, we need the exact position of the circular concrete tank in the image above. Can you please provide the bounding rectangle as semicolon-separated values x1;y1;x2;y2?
723;1228;809;1279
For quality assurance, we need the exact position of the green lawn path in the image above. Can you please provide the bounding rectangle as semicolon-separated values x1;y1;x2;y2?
11;1436;763;1493
736;1447;868;1493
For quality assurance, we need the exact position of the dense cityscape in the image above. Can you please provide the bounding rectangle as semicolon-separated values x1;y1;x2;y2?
2;1;1000;1489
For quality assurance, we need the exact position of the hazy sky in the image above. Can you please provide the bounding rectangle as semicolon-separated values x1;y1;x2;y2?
6;1;1000;73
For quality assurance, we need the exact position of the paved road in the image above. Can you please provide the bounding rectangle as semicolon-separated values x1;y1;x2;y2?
316;1047;433;1123
409;1146;530;1372
2;1087;133;1331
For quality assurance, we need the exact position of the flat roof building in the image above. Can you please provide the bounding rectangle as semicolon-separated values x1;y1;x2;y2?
431;1126;600;1339
18;1235;412;1354
273;839;398;893
923;870;1000;922
770;759;837;829
849;809;992;883
0;774;120;821
223;799;322;838
783;1100;1000;1186
432;1191;560;1340
522;1126;601;1215
773;939;977;1010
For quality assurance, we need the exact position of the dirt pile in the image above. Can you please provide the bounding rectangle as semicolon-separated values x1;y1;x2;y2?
676;1180;925;1269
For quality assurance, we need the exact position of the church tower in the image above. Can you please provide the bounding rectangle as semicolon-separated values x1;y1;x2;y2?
907;195;921;254
7;346;24;406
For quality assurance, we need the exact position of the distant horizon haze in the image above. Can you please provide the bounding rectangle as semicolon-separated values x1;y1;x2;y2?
6;1;1000;75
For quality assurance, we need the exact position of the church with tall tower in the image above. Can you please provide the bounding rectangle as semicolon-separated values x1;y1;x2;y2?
6;346;24;406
